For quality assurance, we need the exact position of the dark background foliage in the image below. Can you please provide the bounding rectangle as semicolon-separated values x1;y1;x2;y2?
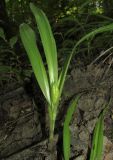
0;0;113;82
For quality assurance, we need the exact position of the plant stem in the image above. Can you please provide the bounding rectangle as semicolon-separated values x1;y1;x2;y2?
49;111;55;143
48;104;58;160
48;105;57;145
50;120;54;143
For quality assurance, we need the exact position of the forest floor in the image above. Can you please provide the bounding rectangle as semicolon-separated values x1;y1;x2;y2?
0;64;113;160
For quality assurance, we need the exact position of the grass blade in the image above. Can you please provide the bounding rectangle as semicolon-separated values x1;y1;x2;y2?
89;113;104;160
73;23;113;55
63;96;80;160
63;126;70;160
58;53;72;96
59;23;113;97
19;23;50;104
30;3;58;84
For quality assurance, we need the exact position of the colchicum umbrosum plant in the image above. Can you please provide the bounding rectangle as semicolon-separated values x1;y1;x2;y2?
20;2;113;159
20;3;61;145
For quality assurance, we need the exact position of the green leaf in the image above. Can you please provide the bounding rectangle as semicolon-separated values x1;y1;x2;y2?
0;27;6;40
89;113;104;160
59;23;113;97
73;23;113;55
63;127;70;160
58;53;72;96
19;23;50;104
30;3;58;84
51;81;59;106
63;96;80;160
9;35;18;48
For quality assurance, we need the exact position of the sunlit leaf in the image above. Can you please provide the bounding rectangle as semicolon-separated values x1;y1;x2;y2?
63;96;80;160
89;113;104;160
58;53;72;96
30;3;58;84
19;23;50;104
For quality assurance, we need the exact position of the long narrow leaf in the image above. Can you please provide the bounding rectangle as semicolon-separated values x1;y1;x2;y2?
89;113;104;160
73;23;113;54
58;23;113;96
19;23;50;104
30;3;58;84
58;53;72;96
63;96;80;160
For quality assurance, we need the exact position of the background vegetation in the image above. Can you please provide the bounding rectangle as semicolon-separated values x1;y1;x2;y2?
0;1;113;159
0;0;113;82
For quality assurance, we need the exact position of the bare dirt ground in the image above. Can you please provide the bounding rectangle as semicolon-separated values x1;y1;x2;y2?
0;64;113;160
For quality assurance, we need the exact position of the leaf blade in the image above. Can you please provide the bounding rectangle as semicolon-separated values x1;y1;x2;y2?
58;53;72;96
30;3;58;84
19;23;50;103
63;96;80;160
73;23;113;55
59;23;113;97
89;113;104;160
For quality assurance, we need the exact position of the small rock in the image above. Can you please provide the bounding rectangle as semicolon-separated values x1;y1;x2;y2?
74;155;85;160
79;129;89;142
104;153;113;160
87;118;97;133
103;136;113;160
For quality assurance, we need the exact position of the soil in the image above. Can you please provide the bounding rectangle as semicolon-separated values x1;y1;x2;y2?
0;64;113;160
